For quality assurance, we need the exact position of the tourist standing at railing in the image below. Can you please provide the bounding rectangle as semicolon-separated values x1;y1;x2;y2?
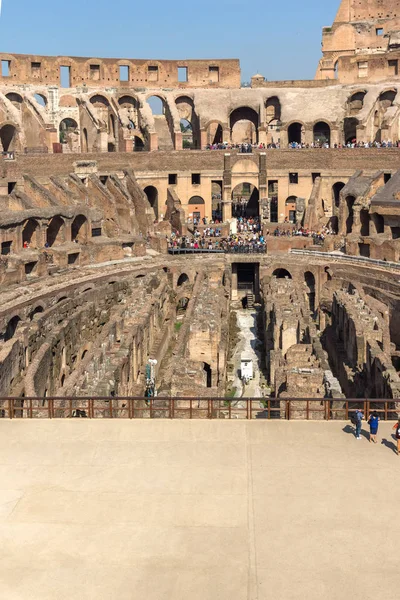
368;411;379;444
353;409;364;440
392;418;400;455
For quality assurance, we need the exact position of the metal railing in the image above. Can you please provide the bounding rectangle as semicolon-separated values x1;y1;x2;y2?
0;397;398;420
290;249;400;271
168;246;267;255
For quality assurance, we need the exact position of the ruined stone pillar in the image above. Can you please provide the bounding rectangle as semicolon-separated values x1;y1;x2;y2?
174;132;183;151
258;128;267;146
330;128;339;147
231;263;238;301
200;130;208;149
223;128;231;144
149;132;158;152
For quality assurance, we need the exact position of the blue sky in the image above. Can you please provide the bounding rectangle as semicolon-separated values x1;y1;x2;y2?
0;0;338;81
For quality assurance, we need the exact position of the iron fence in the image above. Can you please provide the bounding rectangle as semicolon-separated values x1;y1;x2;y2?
0;397;398;420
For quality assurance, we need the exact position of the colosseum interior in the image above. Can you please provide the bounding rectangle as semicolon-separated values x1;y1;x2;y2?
2;0;400;418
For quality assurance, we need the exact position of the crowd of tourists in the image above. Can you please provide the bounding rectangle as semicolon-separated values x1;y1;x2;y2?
288;140;400;149
205;143;267;152
270;224;336;243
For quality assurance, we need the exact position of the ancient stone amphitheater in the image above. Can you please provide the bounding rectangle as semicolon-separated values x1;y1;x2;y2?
2;0;400;417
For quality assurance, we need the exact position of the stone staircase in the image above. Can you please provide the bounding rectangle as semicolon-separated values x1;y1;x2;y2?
154;116;174;150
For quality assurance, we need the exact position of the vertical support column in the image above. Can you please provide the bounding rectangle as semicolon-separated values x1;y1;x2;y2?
174;132;183;150
231;263;238;301
200;130;208;149
223;153;232;222
258;152;267;223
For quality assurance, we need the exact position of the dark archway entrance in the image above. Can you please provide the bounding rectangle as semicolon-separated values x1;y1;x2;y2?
313;122;331;146
288;122;303;144
332;182;345;208
0;125;17;151
272;268;292;279
344;117;358;144
46;216;65;247
144;186;159;219
346;196;356;234
230;107;259;144
231;183;259;217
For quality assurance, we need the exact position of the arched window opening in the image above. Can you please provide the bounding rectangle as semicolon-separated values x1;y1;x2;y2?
147;96;165;115
59;118;78;150
379;89;397;108
288;122;303;145
266;96;281;121
177;273;189;287
71;215;88;243
328;216;339;234
346;196;356;234
90;95;109;108
0;125;17;152
134;136;145;152
348;91;366;114
2;316;21;342
176;96;199;149
230;107;259;144
272;269;292;279
46;216;65;247
332;182;345;209
5;93;23;108
22;219;39;248
180;119;194;149
313;121;330;146
144;186;158;219
29;306;44;321
360;210;370;237
231;183;259;218
34;94;47;107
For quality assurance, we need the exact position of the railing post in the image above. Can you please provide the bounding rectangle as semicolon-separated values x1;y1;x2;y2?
109;399;113;418
307;400;310;420
190;398;193;419
169;397;173;419
150;397;153;418
287;400;291;421
268;398;271;420
9;398;13;419
208;398;212;419
228;400;232;420
29;398;33;419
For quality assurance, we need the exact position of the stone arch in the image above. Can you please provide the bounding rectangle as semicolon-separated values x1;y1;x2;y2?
230;106;259;144
59;118;79;151
272;268;292;279
33;93;47;107
344;117;359;144
332;182;345;208
46;216;65;247
313;121;331;146
347;90;367;114
265;96;281;121
146;94;167;115
0;123;18;152
287;121;305;144
89;94;110;108
29;305;44;321
5;93;23;108
134;135;145;151
378;88;397;108
22;218;40;248
285;196;297;223
205;120;224;145
231;182;259;218
188;196;205;205
177;273;189;286
71;215;88;243
144;186;159;219
176;95;200;149
2;315;21;342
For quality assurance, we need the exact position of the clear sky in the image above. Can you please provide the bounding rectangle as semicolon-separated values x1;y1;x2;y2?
0;0;338;82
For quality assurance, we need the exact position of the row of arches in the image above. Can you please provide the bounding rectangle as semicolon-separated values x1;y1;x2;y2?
22;215;89;248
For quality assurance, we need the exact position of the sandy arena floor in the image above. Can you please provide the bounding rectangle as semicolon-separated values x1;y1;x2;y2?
0;419;398;599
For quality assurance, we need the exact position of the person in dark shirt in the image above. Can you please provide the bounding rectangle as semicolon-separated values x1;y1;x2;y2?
368;411;379;444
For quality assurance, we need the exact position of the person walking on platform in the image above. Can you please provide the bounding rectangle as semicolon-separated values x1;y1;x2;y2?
368;411;379;443
353;409;364;440
392;417;400;455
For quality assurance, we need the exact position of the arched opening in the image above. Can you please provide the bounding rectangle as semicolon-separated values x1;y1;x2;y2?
46;216;65;247
177;297;189;317
203;362;212;388
144;186;158;219
2;316;21;342
348;91;366;114
346;196;356;234
5;93;23;109
177;273;189;286
0;125;17;152
81;128;88;153
360;210;370;237
22;219;39;248
134;136;145;152
328;216;339;234
288;122;303;145
379;89;397;108
272;269;292;279
266;96;281;121
176;96;200;149
118;95;139;132
304;271;316;313
147;96;165;115
371;213;384;234
59;118;78;150
313;121;330;146
344;117;359;144
231;183;259;218
29;306;44;320
34;94;47;107
285;196;297;223
230;107;259;144
206;122;223;145
90;94;110;108
188;196;205;222
332;182;345;209
71;215;88;243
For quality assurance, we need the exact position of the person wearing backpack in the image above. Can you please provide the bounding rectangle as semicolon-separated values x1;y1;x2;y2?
368;411;379;444
392;418;400;455
352;409;364;440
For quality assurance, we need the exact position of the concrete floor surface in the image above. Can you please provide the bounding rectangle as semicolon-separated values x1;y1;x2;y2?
0;419;398;599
